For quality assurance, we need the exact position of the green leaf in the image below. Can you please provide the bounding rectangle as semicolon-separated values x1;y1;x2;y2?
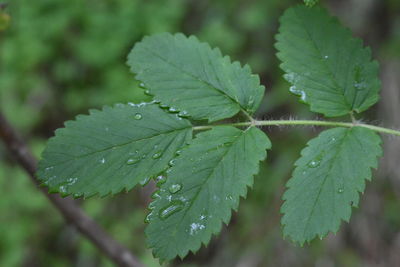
275;6;380;117
281;127;382;244
145;126;271;261
37;103;192;197
127;33;265;122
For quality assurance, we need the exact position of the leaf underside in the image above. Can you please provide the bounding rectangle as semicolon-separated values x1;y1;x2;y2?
37;103;192;198
145;126;271;261
281;127;382;244
275;6;380;117
127;32;265;122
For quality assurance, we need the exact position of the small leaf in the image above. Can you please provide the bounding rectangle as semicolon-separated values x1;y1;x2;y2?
281;127;382;244
127;33;265;122
276;6;380;117
37;103;192;197
145;126;271;261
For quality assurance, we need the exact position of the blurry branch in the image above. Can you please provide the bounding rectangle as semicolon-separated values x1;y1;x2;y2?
0;112;144;267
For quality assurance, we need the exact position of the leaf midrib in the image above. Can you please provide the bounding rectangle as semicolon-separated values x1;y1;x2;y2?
141;45;245;113
293;8;352;111
301;128;350;238
173;129;246;240
45;126;192;167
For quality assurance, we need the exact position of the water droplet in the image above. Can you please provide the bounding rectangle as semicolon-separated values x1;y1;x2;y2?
139;82;145;88
300;91;307;102
200;215;206;220
152;151;163;159
127;157;140;165
178;110;189;117
134;113;142;120
308;160;320;168
100;158;106;164
159;201;184;220
169;183;182;194
67;177;78;185
45;167;53;172
169;107;178;112
144;212;153;223
248;97;254;106
156;175;166;185
168;159;176;166
189;222;205;235
144;89;152;96
151;191;161;199
324;55;329;59
338;188;344;193
307;154;323;168
59;185;67;194
176;150;182;156
139;176;151;186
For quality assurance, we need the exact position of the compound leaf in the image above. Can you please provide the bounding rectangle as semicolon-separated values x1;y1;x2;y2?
37;103;192;197
276;6;380;117
128;33;265;122
145;126;271;261
281;127;382;244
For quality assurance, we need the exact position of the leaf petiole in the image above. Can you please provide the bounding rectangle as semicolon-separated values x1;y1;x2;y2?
193;119;400;137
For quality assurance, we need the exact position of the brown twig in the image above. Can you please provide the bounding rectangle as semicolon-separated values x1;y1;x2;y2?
0;112;144;267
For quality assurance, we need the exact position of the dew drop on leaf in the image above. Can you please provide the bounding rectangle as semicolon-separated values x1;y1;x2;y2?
127;157;141;165
152;151;163;159
338;188;344;193
168;183;182;194
139;82;145;88
189;222;205;235
139;176;151;186
144;212;153;223
159;200;184;220
134;113;142;120
178;110;189;117
307;154;323;168
168;159;176;166
156;175;166;185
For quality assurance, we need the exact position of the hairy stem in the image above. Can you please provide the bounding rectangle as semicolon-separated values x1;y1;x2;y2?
193;119;400;137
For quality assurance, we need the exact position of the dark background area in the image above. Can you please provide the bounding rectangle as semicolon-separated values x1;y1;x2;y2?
1;0;400;266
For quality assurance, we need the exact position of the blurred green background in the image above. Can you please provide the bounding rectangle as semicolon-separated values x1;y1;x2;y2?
1;0;400;266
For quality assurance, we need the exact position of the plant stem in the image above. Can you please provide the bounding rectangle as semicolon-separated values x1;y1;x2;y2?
193;119;400;137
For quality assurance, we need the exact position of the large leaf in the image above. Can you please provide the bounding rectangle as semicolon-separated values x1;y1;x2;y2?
145;126;271;261
127;33;265;122
281;127;382;244
275;6;380;117
37;103;192;197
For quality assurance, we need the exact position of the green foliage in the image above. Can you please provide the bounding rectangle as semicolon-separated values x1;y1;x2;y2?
33;1;390;263
146;126;270;260
128;33;264;122
275;6;380;117
281;127;382;244
37;103;192;197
